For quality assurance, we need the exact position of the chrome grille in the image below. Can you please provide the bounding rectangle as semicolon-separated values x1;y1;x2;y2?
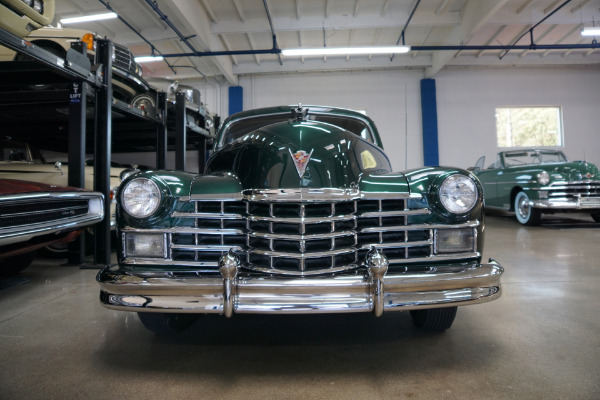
545;181;600;198
0;199;89;228
112;43;135;74
170;200;246;266
162;191;447;276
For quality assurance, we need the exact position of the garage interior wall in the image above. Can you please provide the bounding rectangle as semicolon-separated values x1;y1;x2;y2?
230;67;600;171
115;67;599;173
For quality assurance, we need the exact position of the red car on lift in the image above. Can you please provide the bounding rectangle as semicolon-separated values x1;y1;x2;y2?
0;179;104;275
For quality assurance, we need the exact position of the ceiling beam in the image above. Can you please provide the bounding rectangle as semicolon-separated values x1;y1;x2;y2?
211;13;461;35
425;0;510;77
167;0;237;84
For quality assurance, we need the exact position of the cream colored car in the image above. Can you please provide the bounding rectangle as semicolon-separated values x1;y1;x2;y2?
0;26;153;109
0;0;54;38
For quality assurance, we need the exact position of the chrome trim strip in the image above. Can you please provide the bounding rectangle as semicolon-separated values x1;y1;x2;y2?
360;221;479;233
359;209;431;217
249;231;355;240
179;194;243;201
243;188;361;202
122;258;220;267
247;263;360;276
171;212;243;219
171;244;243;252
247;215;356;223
388;252;480;264
360;241;431;250
250;247;355;259
122;227;244;235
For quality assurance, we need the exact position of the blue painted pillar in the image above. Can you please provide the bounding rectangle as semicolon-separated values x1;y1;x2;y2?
229;86;243;115
420;79;439;166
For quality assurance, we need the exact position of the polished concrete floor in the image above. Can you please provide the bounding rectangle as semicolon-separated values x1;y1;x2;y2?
1;214;599;400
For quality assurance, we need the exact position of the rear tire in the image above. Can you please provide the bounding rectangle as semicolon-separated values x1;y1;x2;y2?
514;191;541;225
137;312;198;335
410;307;457;331
0;251;37;276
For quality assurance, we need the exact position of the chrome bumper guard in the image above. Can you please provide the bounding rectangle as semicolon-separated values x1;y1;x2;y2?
97;249;503;316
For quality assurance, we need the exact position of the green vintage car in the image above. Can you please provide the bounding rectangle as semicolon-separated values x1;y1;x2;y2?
472;149;600;225
97;105;504;334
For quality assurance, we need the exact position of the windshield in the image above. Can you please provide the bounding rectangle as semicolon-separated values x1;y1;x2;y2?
219;113;375;147
502;150;568;167
0;139;44;163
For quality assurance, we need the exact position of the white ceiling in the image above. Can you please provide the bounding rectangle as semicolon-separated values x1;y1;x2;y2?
53;0;600;85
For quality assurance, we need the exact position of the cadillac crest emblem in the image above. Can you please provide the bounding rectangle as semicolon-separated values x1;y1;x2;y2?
289;149;313;178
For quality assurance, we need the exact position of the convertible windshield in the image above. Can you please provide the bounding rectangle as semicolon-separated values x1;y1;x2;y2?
219;113;375;147
503;150;568;167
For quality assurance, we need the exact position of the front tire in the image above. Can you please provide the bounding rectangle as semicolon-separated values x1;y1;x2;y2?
514;191;541;225
137;312;198;335
0;251;37;276
410;307;457;331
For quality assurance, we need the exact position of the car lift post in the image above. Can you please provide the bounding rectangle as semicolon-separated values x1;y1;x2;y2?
93;39;113;267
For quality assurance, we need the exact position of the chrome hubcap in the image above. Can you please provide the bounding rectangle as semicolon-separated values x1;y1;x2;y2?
518;197;530;219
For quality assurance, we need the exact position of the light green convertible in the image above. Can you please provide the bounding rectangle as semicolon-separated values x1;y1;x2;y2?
472;149;600;225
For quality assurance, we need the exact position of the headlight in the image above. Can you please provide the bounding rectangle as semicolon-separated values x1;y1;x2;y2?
439;174;478;214
537;171;550;185
32;0;43;13
121;178;161;218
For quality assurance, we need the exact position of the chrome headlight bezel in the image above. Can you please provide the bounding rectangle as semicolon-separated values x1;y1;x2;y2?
121;177;161;218
438;174;478;214
537;171;550;185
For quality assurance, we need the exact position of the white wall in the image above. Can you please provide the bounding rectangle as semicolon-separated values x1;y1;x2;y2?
435;67;600;169
221;67;600;171
237;70;425;170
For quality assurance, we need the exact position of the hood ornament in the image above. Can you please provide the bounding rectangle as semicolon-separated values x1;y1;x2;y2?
291;103;308;121
289;149;313;178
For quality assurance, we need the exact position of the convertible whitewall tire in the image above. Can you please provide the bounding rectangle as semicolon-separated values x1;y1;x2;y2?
514;191;541;226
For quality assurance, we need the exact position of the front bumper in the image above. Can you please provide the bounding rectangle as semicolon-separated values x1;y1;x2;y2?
530;197;600;210
97;251;504;316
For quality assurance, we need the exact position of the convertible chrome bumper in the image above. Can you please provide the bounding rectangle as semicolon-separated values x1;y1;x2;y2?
530;197;600;210
97;249;503;316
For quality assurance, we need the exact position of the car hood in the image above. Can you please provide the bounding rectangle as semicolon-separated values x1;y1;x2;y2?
205;120;394;190
0;161;125;187
0;178;82;195
547;161;599;182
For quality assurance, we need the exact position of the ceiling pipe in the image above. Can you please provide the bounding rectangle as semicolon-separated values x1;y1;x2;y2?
411;43;599;51
390;0;421;62
96;0;176;74
263;0;283;66
499;0;572;59
142;0;201;56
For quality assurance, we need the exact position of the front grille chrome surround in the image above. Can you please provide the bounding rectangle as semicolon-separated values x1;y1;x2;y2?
124;189;480;276
539;180;600;199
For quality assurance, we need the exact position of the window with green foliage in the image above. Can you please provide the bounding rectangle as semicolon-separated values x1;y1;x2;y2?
495;107;563;147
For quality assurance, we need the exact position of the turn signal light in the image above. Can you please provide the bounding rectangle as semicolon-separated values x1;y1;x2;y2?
81;33;96;51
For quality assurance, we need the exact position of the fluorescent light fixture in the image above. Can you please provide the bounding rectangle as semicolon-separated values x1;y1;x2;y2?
281;46;411;57
60;12;118;24
581;26;600;36
134;55;164;63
